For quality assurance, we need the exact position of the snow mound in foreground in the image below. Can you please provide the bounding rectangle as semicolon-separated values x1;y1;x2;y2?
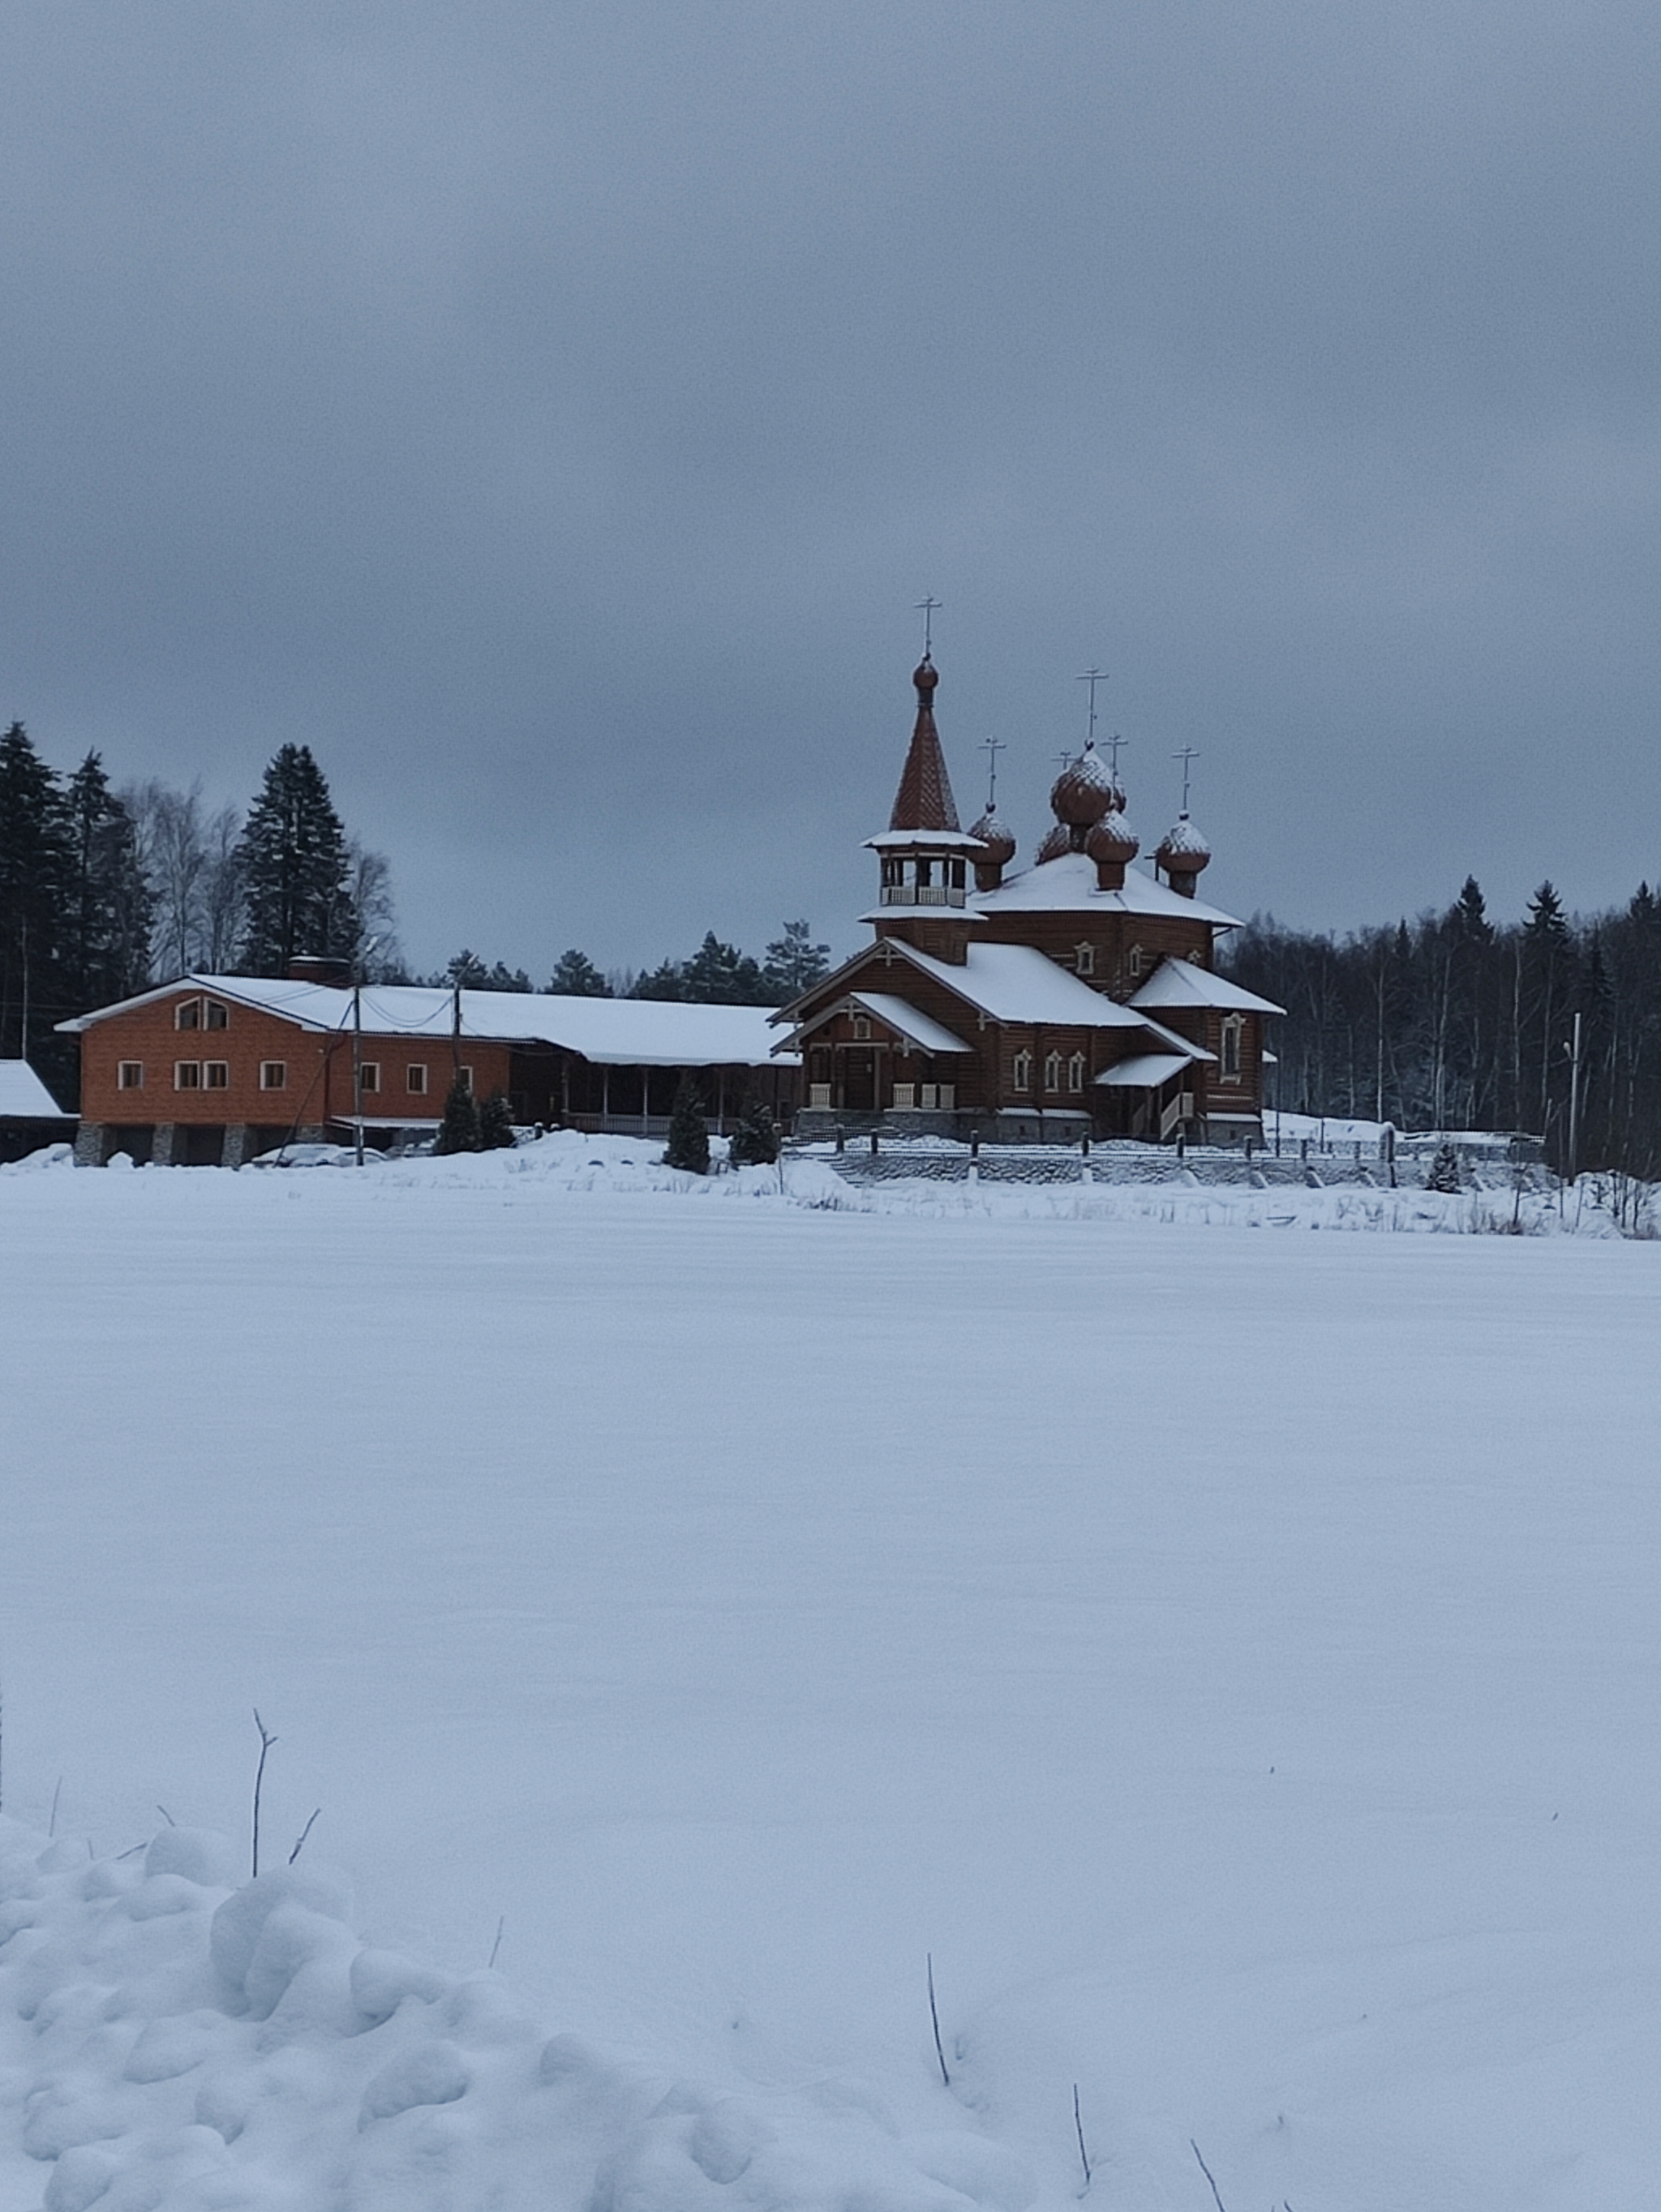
0;1815;1025;2212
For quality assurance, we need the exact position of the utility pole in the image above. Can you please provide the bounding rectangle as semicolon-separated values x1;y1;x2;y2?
352;936;382;1168
1564;1009;1582;1184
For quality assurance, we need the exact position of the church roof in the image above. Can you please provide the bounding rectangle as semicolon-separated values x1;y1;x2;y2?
848;993;974;1054
1128;957;1285;1016
887;658;961;833
968;850;1242;928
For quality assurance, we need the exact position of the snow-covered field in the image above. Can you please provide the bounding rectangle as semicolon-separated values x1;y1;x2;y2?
2;1136;1659;2209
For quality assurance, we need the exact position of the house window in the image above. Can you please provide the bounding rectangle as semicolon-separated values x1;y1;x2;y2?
1067;1052;1086;1093
937;1082;955;1110
260;1061;287;1091
458;1065;474;1095
1127;944;1144;978
175;1000;200;1031
118;1061;144;1091
204;1001;228;1031
204;1061;229;1089
406;1064;428;1095
1220;1016;1243;1082
809;1082;832;1108
852;1014;871;1041
1011;1050;1032;1092
892;1082;916;1109
1075;943;1095;975
358;1062;380;1094
1043;1051;1062;1093
174;1061;201;1089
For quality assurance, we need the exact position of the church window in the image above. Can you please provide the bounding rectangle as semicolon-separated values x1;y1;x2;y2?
892;1082;916;1109
1127;944;1144;977
1043;1051;1062;1093
1011;1050;1032;1093
948;857;966;890
809;1084;832;1108
916;859;934;888
882;857;903;888
1074;943;1095;975
852;1014;871;1041
1220;1016;1243;1082
1067;1052;1086;1093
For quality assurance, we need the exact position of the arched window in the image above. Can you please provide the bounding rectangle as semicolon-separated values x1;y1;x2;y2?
1011;1050;1032;1093
852;1014;871;1042
1067;1052;1086;1093
1043;1051;1062;1093
1074;942;1095;975
1220;1015;1243;1082
1127;944;1144;979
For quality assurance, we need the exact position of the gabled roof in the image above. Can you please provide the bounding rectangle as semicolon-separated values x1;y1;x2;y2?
0;1061;73;1118
899;941;1152;1029
968;850;1242;928
1094;1052;1197;1088
848;993;973;1054
1128;957;1285;1016
57;975;792;1069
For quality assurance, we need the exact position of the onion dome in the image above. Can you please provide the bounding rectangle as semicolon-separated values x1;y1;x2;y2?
968;804;1016;867
1155;812;1212;872
1086;811;1139;868
912;656;939;698
1036;820;1073;864
1049;740;1116;830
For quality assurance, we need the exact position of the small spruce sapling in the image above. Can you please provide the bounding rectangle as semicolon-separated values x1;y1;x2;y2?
664;1076;710;1173
477;1089;517;1150
727;1095;781;1167
436;1074;482;1154
1428;1142;1462;1194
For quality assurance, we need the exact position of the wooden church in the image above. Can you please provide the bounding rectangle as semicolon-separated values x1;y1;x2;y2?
775;654;1281;1142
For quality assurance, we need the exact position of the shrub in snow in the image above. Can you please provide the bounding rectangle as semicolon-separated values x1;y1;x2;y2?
663;1076;710;1173
477;1088;517;1149
1427;1142;1463;1194
435;1073;482;1154
727;1095;781;1167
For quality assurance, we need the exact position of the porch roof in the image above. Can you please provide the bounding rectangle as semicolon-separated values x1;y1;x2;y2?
1095;1052;1197;1089
848;993;974;1055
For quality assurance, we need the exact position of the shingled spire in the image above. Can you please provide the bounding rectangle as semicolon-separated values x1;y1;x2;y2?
889;659;961;832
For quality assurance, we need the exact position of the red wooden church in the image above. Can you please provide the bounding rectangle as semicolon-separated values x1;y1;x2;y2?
775;654;1281;1142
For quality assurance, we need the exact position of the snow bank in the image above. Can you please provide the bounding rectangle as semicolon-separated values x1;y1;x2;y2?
0;1816;1027;2212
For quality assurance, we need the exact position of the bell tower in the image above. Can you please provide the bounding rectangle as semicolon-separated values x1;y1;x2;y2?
864;656;985;965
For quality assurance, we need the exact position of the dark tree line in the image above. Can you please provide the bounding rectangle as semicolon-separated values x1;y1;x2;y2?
434;919;831;1006
1223;877;1661;1176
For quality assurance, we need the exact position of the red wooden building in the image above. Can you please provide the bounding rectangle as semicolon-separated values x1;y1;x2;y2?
775;654;1282;1142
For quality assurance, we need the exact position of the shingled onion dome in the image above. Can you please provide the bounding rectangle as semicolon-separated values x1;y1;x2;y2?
968;804;1017;891
1086;807;1140;891
1156;811;1212;898
1048;740;1117;851
1035;819;1074;864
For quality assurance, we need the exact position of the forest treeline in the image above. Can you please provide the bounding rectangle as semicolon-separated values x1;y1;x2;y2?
1222;877;1661;1176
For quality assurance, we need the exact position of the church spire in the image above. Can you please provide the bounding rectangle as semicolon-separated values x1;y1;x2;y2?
888;658;961;833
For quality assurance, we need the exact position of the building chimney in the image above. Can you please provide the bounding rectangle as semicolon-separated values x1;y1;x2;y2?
286;954;353;988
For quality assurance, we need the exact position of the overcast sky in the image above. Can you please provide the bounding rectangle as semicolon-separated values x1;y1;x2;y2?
3;2;1658;975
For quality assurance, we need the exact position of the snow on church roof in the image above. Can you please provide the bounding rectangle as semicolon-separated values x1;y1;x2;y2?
0;1061;73;1118
968;850;1242;928
1128;957;1285;1016
58;977;792;1069
848;993;973;1055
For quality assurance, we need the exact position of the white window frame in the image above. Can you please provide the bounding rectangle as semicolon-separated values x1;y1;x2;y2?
851;1014;871;1041
891;1082;916;1109
358;1061;381;1094
808;1082;832;1108
118;1061;144;1091
1067;1051;1086;1093
203;1061;230;1090
1075;942;1095;975
1220;1015;1243;1083
260;1061;287;1091
174;999;201;1031
1043;1050;1062;1093
204;999;229;1031
458;1065;474;1095
406;1064;429;1095
174;1061;202;1090
1011;1050;1032;1093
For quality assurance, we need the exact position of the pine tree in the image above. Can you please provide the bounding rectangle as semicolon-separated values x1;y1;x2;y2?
0;722;72;1061
63;752;152;1007
235;744;358;974
762;919;831;1004
434;1072;482;1154
663;1074;710;1172
477;1088;517;1149
547;948;611;997
727;1094;781;1167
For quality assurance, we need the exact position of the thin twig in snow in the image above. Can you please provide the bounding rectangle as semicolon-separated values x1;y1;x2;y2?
488;1915;504;1970
156;1803;175;1826
288;1807;321;1865
49;1777;62;1838
1072;2084;1092;2193
251;1709;278;1878
1190;2138;1229;2212
927;1953;950;2087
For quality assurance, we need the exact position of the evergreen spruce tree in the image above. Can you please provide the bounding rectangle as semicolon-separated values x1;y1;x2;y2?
727;1093;782;1166
547;948;611;997
663;1074;710;1172
235;744;358;974
0;722;72;1062
477;1088;517;1149
1427;1142;1463;1194
434;1072;482;1154
63;752;152;1006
